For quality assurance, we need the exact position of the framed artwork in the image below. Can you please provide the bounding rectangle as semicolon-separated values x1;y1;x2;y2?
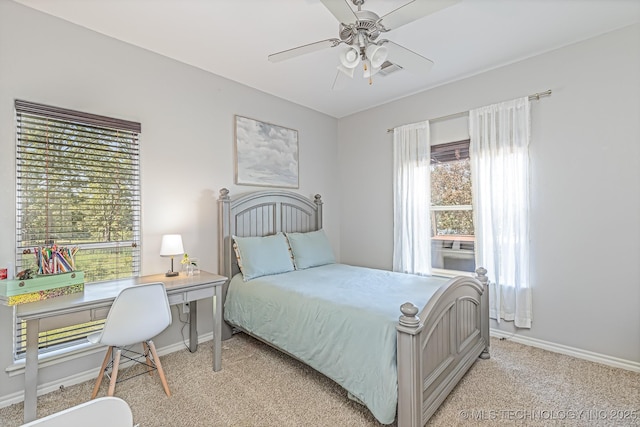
234;115;299;188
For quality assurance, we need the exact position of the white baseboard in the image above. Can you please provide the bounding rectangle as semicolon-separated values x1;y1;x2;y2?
0;332;214;409
490;328;640;373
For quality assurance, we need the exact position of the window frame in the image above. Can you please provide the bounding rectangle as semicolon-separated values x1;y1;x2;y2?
429;139;476;276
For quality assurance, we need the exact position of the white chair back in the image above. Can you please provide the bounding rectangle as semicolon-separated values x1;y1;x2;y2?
98;282;172;346
20;397;133;427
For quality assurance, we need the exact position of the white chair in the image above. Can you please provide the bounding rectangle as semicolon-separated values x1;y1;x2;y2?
89;282;172;399
20;397;133;427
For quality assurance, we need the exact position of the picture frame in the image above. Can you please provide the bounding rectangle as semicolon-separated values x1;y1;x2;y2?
234;115;299;188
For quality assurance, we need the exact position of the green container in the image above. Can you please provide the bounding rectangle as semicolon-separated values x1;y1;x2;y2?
0;271;84;305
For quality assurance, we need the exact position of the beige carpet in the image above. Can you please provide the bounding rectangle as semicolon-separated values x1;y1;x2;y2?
1;334;638;426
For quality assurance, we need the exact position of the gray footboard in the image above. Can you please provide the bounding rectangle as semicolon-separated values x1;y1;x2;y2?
396;268;490;427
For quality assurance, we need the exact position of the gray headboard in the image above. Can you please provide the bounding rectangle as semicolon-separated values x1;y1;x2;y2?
218;187;323;279
217;188;323;338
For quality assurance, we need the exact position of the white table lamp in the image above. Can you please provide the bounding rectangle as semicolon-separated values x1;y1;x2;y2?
160;234;184;277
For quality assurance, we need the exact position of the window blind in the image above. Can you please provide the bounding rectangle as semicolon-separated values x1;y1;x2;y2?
14;100;142;358
430;139;470;164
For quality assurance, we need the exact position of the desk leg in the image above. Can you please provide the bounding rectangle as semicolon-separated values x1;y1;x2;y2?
213;285;222;371
24;319;39;423
189;301;198;353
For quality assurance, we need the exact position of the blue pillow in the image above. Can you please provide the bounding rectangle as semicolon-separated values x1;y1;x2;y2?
286;229;336;270
232;233;295;281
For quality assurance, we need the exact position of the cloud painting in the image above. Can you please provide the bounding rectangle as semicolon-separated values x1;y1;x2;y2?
235;116;298;188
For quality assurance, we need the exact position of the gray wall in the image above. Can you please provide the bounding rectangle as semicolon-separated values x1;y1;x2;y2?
338;24;640;363
0;0;339;400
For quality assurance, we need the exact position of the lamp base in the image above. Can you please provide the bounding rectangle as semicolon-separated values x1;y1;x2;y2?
165;271;179;277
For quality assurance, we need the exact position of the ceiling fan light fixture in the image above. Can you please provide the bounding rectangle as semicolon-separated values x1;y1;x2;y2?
340;46;361;69
365;44;388;69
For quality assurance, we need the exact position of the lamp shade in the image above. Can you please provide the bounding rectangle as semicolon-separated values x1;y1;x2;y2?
365;44;388;69
340;46;360;69
160;234;184;257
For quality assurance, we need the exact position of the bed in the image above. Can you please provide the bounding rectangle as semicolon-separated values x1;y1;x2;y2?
217;188;490;426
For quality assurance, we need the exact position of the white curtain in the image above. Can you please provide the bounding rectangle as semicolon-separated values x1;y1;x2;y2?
392;121;431;276
469;97;532;328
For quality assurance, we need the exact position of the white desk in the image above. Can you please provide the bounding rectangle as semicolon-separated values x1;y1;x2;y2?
16;271;227;423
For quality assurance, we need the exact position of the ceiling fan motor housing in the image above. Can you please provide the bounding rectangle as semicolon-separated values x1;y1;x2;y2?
339;10;382;48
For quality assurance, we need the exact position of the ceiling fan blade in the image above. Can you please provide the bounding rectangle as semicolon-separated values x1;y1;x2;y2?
332;67;354;91
384;41;434;75
320;0;357;24
268;38;341;62
380;0;461;31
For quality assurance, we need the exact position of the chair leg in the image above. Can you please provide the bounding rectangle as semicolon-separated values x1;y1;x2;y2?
147;340;171;397
91;346;113;399
107;348;122;397
143;341;153;376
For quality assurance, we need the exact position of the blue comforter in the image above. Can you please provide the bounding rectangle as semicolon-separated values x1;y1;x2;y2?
224;263;447;424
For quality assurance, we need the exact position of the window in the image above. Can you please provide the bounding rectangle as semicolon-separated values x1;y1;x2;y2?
14;100;141;358
430;139;475;273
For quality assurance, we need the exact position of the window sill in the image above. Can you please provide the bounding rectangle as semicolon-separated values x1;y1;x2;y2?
5;342;105;377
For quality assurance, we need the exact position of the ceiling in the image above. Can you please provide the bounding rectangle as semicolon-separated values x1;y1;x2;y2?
13;0;640;118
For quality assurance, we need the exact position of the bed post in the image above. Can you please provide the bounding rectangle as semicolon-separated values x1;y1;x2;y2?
475;267;490;359
396;302;422;427
314;194;323;229
218;188;233;340
218;188;231;275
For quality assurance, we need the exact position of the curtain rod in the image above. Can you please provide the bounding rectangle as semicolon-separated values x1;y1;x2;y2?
386;89;552;133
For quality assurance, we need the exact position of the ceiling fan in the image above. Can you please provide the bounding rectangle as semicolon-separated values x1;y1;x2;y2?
268;0;460;89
